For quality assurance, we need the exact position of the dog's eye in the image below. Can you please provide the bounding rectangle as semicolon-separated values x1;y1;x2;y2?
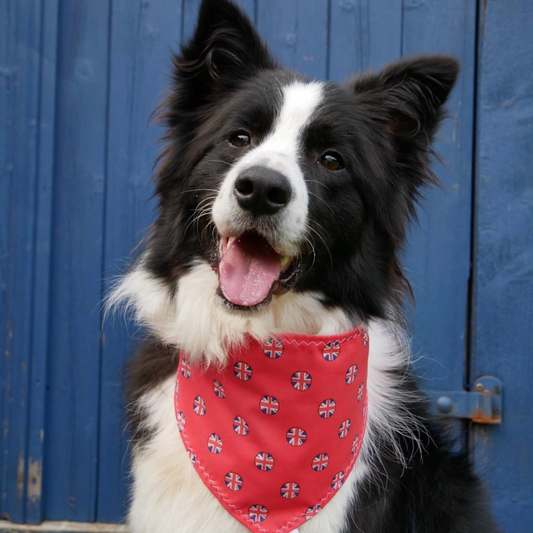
319;152;344;171
229;130;251;148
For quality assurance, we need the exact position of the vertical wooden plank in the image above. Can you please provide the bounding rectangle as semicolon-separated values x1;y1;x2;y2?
24;0;59;524
42;0;110;521
400;0;477;403
97;0;183;522
472;0;533;529
0;1;43;523
257;0;329;80
329;0;402;82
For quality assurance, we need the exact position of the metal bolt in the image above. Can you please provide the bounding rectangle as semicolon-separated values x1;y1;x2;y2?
476;383;484;392
436;396;453;414
492;407;500;415
493;385;501;394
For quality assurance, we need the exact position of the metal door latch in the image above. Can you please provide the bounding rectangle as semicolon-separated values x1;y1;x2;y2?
426;376;502;424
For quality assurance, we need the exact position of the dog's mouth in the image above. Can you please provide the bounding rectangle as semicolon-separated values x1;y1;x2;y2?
213;230;302;310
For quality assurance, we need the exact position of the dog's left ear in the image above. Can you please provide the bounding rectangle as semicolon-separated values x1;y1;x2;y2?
172;0;276;109
350;55;459;162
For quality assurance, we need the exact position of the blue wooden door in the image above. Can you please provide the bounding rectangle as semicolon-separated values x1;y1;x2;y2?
1;0;531;530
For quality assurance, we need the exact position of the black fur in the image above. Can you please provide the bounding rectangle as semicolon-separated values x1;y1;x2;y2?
125;0;502;531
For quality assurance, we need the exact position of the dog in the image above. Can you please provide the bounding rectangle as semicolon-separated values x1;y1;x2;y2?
109;0;502;531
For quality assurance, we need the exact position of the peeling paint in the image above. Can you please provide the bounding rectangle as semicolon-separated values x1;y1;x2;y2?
16;454;25;501
26;459;42;503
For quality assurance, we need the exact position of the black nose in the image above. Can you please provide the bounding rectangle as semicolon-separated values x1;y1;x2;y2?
234;166;292;216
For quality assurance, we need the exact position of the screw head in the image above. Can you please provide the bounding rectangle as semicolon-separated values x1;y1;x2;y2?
436;396;453;414
476;383;484;392
493;385;501;394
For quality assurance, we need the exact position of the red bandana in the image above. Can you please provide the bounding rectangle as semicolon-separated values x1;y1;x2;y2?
174;329;369;533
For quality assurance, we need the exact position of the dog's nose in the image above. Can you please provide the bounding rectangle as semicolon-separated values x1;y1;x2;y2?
234;166;292;216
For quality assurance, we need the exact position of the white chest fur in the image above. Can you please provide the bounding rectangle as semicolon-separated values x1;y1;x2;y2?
127;319;415;533
128;375;366;533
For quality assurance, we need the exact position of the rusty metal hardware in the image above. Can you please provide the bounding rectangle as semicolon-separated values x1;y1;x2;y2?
426;376;502;424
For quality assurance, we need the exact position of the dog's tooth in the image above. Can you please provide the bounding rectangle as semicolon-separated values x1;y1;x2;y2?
227;236;236;248
280;256;291;268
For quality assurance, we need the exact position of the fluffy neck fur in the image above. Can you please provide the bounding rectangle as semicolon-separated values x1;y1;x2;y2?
109;257;424;473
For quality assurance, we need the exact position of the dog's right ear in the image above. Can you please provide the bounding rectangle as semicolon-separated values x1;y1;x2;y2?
172;0;276;109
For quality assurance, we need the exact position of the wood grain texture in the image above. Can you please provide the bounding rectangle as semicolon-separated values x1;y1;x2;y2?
97;0;182;522
0;1;44;523
257;0;329;80
329;0;402;82
42;0;111;521
472;0;533;529
401;0;477;398
24;0;59;524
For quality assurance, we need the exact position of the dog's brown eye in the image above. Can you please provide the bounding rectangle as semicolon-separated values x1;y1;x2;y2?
229;131;251;148
319;152;343;171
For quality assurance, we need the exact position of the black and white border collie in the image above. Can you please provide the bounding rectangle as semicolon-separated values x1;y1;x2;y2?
109;1;501;531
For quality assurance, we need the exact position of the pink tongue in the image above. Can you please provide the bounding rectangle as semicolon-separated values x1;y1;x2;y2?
219;233;281;307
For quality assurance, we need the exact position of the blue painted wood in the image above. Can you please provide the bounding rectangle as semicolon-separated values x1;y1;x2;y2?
472;0;533;529
24;0;59;524
401;0;477;403
328;0;478;429
0;0;44;523
97;0;183;522
329;0;402;82
42;0;111;521
257;0;329;80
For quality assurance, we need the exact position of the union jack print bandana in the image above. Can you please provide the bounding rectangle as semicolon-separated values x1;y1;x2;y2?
174;329;369;533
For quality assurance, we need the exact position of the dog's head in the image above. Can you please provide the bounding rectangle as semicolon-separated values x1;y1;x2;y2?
114;0;458;360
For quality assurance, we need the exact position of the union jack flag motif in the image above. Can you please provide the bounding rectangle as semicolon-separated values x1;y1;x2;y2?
318;398;336;419
207;433;223;454
254;452;275;471
363;330;369;347
286;427;307;446
311;453;329;472
338;418;351;438
249;504;268;522
187;450;196;464
233;415;249;436
362;398;368;419
263;338;284;359
213;380;226;399
331;471;345;490
176;411;186;433
305;504;322;520
351;435;360;454
322;340;340;361
193;395;206;416
180;358;191;379
358;382;364;402
280;481;300;499
291;370;312;391
233;361;253;381
259;395;279;415
345;364;358;385
224;472;243;492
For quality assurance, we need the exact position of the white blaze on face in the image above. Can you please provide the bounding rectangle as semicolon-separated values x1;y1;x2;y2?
212;81;325;254
212;81;324;307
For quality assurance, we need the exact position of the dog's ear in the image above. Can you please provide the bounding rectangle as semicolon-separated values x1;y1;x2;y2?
350;55;459;180
173;0;276;109
348;56;459;241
